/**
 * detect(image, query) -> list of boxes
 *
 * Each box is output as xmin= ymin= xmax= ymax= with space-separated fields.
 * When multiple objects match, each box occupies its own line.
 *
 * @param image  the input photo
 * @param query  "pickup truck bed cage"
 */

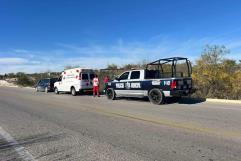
xmin=146 ymin=57 xmax=192 ymax=77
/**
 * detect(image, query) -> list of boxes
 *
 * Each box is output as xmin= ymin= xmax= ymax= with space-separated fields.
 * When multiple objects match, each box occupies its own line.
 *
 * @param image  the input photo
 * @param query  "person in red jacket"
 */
xmin=93 ymin=74 xmax=100 ymax=97
xmin=103 ymin=75 xmax=109 ymax=94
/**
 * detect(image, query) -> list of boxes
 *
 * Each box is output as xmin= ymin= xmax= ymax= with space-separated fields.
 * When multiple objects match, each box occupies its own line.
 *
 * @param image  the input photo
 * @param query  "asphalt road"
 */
xmin=0 ymin=87 xmax=241 ymax=161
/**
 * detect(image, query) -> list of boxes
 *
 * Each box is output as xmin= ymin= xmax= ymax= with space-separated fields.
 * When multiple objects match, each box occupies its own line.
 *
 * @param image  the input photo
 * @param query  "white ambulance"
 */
xmin=54 ymin=68 xmax=95 ymax=96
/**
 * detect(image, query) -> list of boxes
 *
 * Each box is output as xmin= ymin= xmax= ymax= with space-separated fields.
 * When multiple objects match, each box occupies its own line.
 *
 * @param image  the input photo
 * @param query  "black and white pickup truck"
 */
xmin=106 ymin=57 xmax=195 ymax=104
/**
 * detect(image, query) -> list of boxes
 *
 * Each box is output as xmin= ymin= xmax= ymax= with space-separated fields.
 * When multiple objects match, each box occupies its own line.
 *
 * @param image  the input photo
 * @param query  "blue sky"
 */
xmin=0 ymin=0 xmax=241 ymax=73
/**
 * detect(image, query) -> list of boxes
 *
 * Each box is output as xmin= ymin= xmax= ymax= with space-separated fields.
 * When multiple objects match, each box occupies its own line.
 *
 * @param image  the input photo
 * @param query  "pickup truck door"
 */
xmin=128 ymin=71 xmax=144 ymax=96
xmin=115 ymin=71 xmax=130 ymax=96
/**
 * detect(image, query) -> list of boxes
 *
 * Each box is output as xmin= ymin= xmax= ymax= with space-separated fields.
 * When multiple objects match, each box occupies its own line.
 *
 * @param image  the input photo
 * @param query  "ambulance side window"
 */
xmin=130 ymin=71 xmax=140 ymax=79
xmin=119 ymin=72 xmax=129 ymax=80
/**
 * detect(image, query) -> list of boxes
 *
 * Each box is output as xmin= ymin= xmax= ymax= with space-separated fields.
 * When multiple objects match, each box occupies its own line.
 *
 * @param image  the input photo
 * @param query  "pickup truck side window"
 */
xmin=130 ymin=71 xmax=140 ymax=79
xmin=119 ymin=72 xmax=129 ymax=80
xmin=145 ymin=70 xmax=159 ymax=79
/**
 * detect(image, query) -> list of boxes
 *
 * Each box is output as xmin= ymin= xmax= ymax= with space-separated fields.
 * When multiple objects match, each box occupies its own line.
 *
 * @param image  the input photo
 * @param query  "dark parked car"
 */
xmin=35 ymin=78 xmax=59 ymax=93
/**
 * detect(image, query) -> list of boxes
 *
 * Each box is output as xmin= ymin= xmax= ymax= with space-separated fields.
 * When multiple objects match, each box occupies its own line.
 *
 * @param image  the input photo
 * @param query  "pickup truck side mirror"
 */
xmin=115 ymin=77 xmax=120 ymax=81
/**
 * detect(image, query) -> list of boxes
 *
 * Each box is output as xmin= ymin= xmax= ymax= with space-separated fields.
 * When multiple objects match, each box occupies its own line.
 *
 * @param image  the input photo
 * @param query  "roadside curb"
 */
xmin=180 ymin=97 xmax=241 ymax=105
xmin=206 ymin=98 xmax=241 ymax=105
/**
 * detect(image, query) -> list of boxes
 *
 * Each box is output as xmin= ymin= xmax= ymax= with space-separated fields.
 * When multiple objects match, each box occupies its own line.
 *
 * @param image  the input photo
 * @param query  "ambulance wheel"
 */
xmin=54 ymin=87 xmax=59 ymax=94
xmin=71 ymin=87 xmax=77 ymax=96
xmin=148 ymin=88 xmax=164 ymax=105
xmin=45 ymin=87 xmax=48 ymax=93
xmin=106 ymin=88 xmax=116 ymax=100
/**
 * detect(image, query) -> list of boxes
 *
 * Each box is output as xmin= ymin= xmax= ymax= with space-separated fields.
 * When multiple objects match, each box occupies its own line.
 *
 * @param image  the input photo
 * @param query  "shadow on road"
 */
xmin=177 ymin=97 xmax=206 ymax=105
xmin=115 ymin=97 xmax=206 ymax=105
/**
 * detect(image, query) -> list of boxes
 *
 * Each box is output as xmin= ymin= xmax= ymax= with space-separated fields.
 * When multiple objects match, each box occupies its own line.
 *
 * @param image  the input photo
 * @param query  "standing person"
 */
xmin=93 ymin=74 xmax=100 ymax=97
xmin=103 ymin=75 xmax=109 ymax=94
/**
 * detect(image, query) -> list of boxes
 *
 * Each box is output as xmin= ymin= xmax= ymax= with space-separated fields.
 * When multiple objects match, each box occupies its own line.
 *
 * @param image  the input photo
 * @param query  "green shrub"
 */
xmin=16 ymin=73 xmax=34 ymax=87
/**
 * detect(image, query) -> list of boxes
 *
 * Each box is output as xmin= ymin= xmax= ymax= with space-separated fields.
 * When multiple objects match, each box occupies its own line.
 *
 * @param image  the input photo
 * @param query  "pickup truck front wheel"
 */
xmin=106 ymin=88 xmax=116 ymax=100
xmin=148 ymin=88 xmax=164 ymax=105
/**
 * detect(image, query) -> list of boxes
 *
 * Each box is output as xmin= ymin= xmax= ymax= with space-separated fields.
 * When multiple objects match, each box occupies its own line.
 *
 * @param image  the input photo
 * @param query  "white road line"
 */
xmin=0 ymin=126 xmax=36 ymax=161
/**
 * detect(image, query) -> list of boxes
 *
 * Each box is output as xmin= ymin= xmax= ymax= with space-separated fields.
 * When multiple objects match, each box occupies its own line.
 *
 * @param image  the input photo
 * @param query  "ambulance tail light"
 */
xmin=171 ymin=80 xmax=177 ymax=89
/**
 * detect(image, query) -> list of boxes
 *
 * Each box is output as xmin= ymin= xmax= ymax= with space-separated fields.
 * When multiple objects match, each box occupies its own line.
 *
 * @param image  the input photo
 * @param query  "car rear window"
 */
xmin=42 ymin=79 xmax=50 ymax=83
xmin=50 ymin=78 xmax=58 ymax=83
xmin=81 ymin=73 xmax=89 ymax=80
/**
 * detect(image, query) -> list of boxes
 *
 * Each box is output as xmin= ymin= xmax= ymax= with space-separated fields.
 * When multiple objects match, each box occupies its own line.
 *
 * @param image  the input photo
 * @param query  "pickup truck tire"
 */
xmin=148 ymin=88 xmax=164 ymax=105
xmin=71 ymin=87 xmax=77 ymax=96
xmin=54 ymin=87 xmax=59 ymax=94
xmin=106 ymin=88 xmax=116 ymax=100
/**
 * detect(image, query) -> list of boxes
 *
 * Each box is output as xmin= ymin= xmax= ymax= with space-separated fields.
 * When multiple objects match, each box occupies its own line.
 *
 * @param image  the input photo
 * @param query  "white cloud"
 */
xmin=12 ymin=49 xmax=30 ymax=53
xmin=0 ymin=37 xmax=241 ymax=74
xmin=225 ymin=41 xmax=241 ymax=50
xmin=0 ymin=57 xmax=28 ymax=65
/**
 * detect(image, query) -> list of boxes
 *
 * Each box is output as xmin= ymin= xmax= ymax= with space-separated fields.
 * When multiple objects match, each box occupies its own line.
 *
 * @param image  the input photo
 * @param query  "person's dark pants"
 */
xmin=104 ymin=83 xmax=108 ymax=94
